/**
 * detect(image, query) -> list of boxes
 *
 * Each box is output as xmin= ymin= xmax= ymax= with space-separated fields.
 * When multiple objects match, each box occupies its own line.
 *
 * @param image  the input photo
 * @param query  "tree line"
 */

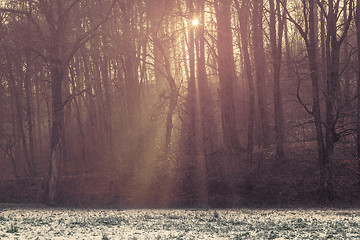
xmin=0 ymin=0 xmax=360 ymax=207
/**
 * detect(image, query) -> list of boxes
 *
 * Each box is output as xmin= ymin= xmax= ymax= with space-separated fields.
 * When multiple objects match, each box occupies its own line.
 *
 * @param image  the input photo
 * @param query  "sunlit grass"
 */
xmin=0 ymin=207 xmax=360 ymax=239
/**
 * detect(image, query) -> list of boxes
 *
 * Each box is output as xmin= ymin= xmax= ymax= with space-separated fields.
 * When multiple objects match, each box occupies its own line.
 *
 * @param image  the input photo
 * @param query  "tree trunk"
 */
xmin=188 ymin=0 xmax=197 ymax=160
xmin=101 ymin=36 xmax=112 ymax=152
xmin=146 ymin=0 xmax=166 ymax=94
xmin=325 ymin=1 xmax=352 ymax=154
xmin=196 ymin=0 xmax=214 ymax=156
xmin=320 ymin=0 xmax=327 ymax=91
xmin=343 ymin=5 xmax=351 ymax=112
xmin=187 ymin=0 xmax=208 ymax=205
xmin=252 ymin=0 xmax=270 ymax=147
xmin=24 ymin=7 xmax=37 ymax=175
xmin=35 ymin=78 xmax=44 ymax=167
xmin=325 ymin=0 xmax=339 ymax=158
xmin=307 ymin=0 xmax=329 ymax=201
xmin=49 ymin=62 xmax=65 ymax=204
xmin=24 ymin=54 xmax=36 ymax=176
xmin=321 ymin=0 xmax=352 ymax=198
xmin=235 ymin=0 xmax=254 ymax=162
xmin=46 ymin=0 xmax=67 ymax=204
xmin=92 ymin=43 xmax=105 ymax=128
xmin=103 ymin=57 xmax=112 ymax=149
xmin=284 ymin=0 xmax=330 ymax=201
xmin=153 ymin=37 xmax=178 ymax=155
xmin=122 ymin=3 xmax=139 ymax=131
xmin=356 ymin=0 xmax=360 ymax=185
xmin=216 ymin=0 xmax=243 ymax=154
xmin=269 ymin=0 xmax=285 ymax=159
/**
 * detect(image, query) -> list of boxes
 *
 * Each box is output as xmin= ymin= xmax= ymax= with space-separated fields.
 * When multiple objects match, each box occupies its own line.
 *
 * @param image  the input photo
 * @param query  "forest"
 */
xmin=0 ymin=0 xmax=360 ymax=208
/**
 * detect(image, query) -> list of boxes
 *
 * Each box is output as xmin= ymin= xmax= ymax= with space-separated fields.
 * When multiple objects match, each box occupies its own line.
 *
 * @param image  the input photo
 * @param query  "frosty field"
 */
xmin=0 ymin=206 xmax=360 ymax=239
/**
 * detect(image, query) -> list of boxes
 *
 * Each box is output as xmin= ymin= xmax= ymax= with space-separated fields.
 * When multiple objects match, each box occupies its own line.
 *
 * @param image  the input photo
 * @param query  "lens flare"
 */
xmin=192 ymin=19 xmax=199 ymax=26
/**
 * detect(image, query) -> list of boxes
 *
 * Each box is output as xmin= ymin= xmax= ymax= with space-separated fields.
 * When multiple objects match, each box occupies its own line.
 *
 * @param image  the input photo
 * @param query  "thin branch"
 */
xmin=296 ymin=71 xmax=314 ymax=115
xmin=338 ymin=0 xmax=353 ymax=46
xmin=62 ymin=89 xmax=93 ymax=108
xmin=339 ymin=45 xmax=357 ymax=76
xmin=316 ymin=0 xmax=328 ymax=18
xmin=289 ymin=61 xmax=314 ymax=115
xmin=0 ymin=7 xmax=29 ymax=15
xmin=279 ymin=0 xmax=308 ymax=45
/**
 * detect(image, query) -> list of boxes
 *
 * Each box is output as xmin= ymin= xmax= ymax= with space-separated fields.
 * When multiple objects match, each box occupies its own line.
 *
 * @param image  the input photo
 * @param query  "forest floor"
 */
xmin=0 ymin=204 xmax=359 ymax=239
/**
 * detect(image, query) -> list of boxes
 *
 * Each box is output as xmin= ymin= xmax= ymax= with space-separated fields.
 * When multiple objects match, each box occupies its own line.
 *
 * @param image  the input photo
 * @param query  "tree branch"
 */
xmin=280 ymin=0 xmax=308 ymax=46
xmin=338 ymin=0 xmax=353 ymax=46
xmin=62 ymin=89 xmax=93 ymax=108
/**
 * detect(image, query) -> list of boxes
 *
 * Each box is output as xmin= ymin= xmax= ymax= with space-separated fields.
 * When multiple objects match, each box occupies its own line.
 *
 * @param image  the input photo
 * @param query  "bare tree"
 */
xmin=283 ymin=0 xmax=328 ymax=200
xmin=318 ymin=0 xmax=353 ymax=156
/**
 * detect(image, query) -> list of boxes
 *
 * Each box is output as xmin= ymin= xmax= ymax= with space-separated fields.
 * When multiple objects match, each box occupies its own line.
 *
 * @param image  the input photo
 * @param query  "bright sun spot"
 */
xmin=192 ymin=19 xmax=199 ymax=26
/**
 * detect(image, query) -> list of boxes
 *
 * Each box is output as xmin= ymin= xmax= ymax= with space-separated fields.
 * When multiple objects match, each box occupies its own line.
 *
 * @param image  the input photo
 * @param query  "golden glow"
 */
xmin=192 ymin=19 xmax=199 ymax=26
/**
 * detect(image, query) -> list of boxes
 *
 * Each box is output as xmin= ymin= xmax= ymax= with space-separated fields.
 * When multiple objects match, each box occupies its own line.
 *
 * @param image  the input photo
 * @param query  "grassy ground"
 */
xmin=0 ymin=205 xmax=360 ymax=239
